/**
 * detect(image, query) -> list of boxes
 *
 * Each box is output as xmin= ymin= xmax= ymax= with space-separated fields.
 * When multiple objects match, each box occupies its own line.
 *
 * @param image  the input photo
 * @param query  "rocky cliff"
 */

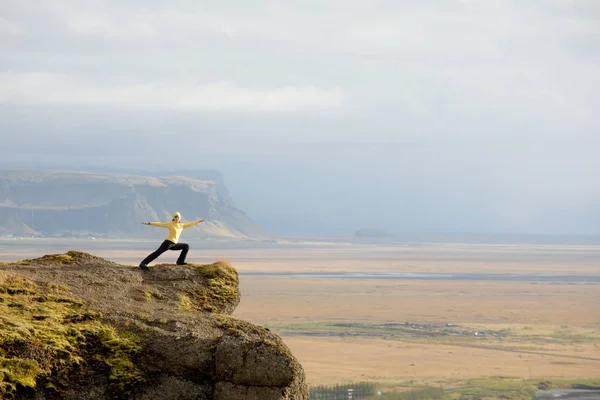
xmin=0 ymin=251 xmax=308 ymax=399
xmin=0 ymin=170 xmax=263 ymax=239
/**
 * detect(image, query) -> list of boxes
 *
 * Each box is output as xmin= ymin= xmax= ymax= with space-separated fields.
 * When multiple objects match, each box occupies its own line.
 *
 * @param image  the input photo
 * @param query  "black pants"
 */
xmin=141 ymin=240 xmax=189 ymax=265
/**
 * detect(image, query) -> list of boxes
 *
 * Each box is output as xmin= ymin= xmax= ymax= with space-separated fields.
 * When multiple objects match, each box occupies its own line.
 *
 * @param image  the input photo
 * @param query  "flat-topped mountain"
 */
xmin=0 ymin=170 xmax=263 ymax=239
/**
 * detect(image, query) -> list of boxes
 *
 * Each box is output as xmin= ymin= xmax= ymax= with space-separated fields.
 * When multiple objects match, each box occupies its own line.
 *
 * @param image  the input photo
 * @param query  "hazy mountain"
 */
xmin=0 ymin=170 xmax=263 ymax=239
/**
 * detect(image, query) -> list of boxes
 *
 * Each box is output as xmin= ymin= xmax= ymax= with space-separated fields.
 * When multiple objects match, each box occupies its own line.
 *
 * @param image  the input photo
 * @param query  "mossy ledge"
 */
xmin=17 ymin=250 xmax=119 ymax=267
xmin=188 ymin=261 xmax=239 ymax=313
xmin=0 ymin=272 xmax=143 ymax=399
xmin=144 ymin=260 xmax=240 ymax=315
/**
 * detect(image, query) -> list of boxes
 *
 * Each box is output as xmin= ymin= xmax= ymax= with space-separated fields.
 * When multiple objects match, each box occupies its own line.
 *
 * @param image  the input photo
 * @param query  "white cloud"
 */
xmin=0 ymin=17 xmax=25 ymax=35
xmin=66 ymin=14 xmax=156 ymax=39
xmin=1 ymin=1 xmax=598 ymax=126
xmin=5 ymin=1 xmax=598 ymax=63
xmin=0 ymin=72 xmax=345 ymax=112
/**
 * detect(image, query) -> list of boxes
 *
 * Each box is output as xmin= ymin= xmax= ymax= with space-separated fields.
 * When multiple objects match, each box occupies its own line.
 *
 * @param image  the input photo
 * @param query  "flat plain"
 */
xmin=2 ymin=237 xmax=599 ymax=387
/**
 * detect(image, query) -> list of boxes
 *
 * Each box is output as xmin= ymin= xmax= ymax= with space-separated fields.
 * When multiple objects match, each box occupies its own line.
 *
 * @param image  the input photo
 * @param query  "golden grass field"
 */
xmin=235 ymin=277 xmax=600 ymax=385
xmin=2 ymin=238 xmax=600 ymax=387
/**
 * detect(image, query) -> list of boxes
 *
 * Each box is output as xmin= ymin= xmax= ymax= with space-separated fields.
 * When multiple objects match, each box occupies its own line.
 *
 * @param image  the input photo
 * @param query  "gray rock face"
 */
xmin=214 ymin=382 xmax=309 ymax=400
xmin=214 ymin=323 xmax=310 ymax=400
xmin=216 ymin=328 xmax=298 ymax=386
xmin=135 ymin=376 xmax=212 ymax=400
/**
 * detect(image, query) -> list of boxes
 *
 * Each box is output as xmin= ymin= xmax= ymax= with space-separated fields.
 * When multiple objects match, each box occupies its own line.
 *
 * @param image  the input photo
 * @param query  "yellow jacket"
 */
xmin=148 ymin=220 xmax=201 ymax=244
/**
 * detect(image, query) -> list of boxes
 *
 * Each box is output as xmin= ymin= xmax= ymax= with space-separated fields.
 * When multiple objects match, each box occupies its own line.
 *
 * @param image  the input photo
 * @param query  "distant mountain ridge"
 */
xmin=0 ymin=170 xmax=263 ymax=239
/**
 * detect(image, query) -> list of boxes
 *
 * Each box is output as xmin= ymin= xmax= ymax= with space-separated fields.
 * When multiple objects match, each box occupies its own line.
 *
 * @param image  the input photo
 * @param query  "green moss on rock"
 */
xmin=17 ymin=253 xmax=76 ymax=266
xmin=0 ymin=273 xmax=144 ymax=399
xmin=184 ymin=261 xmax=239 ymax=313
xmin=16 ymin=251 xmax=114 ymax=267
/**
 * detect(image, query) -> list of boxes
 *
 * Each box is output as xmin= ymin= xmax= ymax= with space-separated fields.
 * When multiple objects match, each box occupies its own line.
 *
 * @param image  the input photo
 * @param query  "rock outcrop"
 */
xmin=0 ymin=251 xmax=308 ymax=400
xmin=0 ymin=170 xmax=263 ymax=239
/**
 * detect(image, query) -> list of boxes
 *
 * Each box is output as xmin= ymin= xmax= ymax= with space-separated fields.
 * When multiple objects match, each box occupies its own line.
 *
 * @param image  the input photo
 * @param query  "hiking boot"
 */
xmin=139 ymin=264 xmax=149 ymax=270
xmin=176 ymin=262 xmax=188 ymax=266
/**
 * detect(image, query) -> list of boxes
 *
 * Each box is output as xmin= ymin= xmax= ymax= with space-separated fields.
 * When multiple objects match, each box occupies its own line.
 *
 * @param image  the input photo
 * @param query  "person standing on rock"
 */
xmin=139 ymin=212 xmax=205 ymax=270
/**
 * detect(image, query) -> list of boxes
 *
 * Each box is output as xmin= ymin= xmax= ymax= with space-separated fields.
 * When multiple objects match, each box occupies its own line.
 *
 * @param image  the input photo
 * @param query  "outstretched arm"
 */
xmin=142 ymin=222 xmax=170 ymax=227
xmin=182 ymin=219 xmax=205 ymax=229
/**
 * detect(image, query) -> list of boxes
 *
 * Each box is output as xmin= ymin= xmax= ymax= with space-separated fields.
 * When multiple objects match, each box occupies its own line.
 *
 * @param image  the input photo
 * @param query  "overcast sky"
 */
xmin=1 ymin=0 xmax=599 ymax=236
